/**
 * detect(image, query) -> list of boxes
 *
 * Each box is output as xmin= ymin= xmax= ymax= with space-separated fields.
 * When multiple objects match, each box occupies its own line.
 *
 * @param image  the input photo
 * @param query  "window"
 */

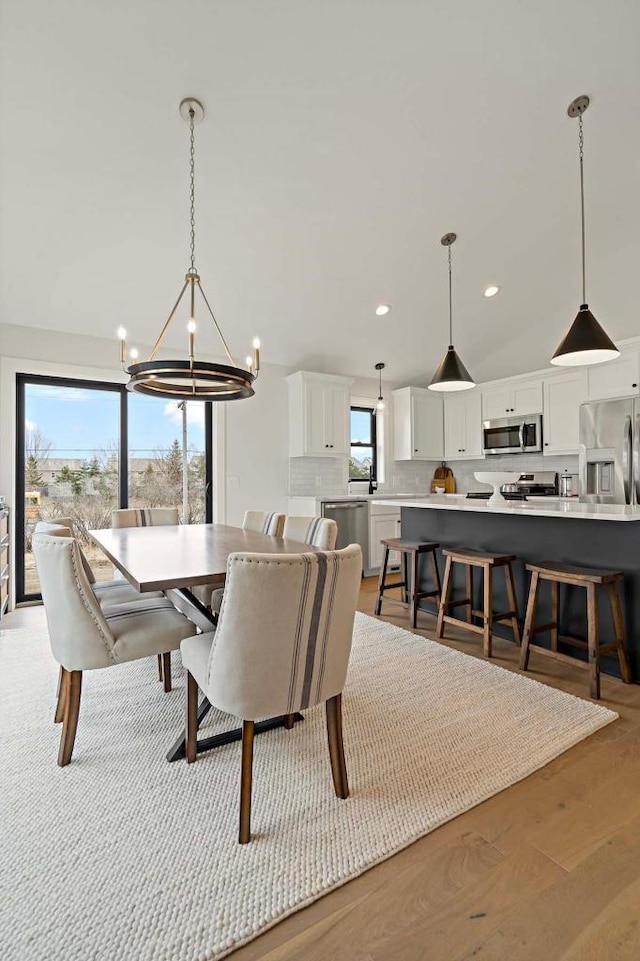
xmin=349 ymin=406 xmax=377 ymax=481
xmin=16 ymin=374 xmax=214 ymax=602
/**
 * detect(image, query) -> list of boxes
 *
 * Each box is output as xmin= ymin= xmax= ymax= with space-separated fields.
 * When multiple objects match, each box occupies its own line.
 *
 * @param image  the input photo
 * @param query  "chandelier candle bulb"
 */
xmin=246 ymin=356 xmax=253 ymax=373
xmin=117 ymin=327 xmax=127 ymax=368
xmin=187 ymin=318 xmax=196 ymax=360
xmin=129 ymin=347 xmax=139 ymax=361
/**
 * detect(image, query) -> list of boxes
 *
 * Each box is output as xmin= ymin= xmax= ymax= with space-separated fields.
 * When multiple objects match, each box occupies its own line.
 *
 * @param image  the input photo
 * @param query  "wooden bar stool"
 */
xmin=375 ymin=538 xmax=441 ymax=628
xmin=519 ymin=561 xmax=632 ymax=699
xmin=436 ymin=548 xmax=521 ymax=657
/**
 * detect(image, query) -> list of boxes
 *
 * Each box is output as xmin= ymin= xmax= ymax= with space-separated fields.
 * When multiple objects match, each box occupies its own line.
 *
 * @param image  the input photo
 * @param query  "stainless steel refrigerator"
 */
xmin=579 ymin=397 xmax=640 ymax=504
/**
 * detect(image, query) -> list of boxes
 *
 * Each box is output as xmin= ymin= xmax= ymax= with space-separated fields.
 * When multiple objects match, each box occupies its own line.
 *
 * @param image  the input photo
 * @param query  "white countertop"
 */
xmin=371 ymin=494 xmax=640 ymax=521
xmin=290 ymin=493 xmax=430 ymax=503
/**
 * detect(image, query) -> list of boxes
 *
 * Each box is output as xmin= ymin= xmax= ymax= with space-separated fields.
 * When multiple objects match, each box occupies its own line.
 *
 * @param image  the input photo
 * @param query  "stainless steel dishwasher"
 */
xmin=320 ymin=500 xmax=368 ymax=572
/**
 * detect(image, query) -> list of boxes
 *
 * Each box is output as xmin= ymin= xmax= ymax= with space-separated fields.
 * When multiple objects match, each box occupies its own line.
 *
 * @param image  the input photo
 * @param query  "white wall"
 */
xmin=223 ymin=360 xmax=290 ymax=525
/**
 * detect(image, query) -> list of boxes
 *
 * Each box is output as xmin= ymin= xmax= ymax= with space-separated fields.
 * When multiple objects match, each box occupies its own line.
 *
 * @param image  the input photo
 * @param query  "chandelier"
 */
xmin=117 ymin=98 xmax=259 ymax=400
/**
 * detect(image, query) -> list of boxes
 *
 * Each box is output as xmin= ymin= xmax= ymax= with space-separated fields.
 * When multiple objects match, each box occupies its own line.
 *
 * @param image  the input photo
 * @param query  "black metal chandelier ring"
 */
xmin=126 ymin=359 xmax=256 ymax=399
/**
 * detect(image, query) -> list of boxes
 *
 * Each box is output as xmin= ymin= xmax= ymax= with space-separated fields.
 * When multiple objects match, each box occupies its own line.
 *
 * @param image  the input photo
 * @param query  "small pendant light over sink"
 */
xmin=375 ymin=362 xmax=386 ymax=411
xmin=551 ymin=96 xmax=619 ymax=367
xmin=429 ymin=233 xmax=475 ymax=392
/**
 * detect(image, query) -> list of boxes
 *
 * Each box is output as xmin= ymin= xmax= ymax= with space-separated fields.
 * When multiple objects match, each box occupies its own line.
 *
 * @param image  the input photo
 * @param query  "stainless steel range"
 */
xmin=466 ymin=471 xmax=558 ymax=500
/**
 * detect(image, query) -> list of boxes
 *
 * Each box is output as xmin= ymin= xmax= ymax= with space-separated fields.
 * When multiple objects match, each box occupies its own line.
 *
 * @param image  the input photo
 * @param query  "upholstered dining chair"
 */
xmin=35 ymin=519 xmax=173 ymax=698
xmin=32 ymin=530 xmax=197 ymax=766
xmin=282 ymin=516 xmax=338 ymax=550
xmin=111 ymin=508 xmax=181 ymax=680
xmin=193 ymin=509 xmax=286 ymax=613
xmin=181 ymin=543 xmax=362 ymax=843
xmin=111 ymin=507 xmax=180 ymax=528
xmin=34 ymin=518 xmax=165 ymax=608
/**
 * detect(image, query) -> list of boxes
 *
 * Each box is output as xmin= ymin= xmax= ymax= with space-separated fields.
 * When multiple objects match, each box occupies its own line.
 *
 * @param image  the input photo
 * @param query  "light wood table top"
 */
xmin=89 ymin=523 xmax=319 ymax=593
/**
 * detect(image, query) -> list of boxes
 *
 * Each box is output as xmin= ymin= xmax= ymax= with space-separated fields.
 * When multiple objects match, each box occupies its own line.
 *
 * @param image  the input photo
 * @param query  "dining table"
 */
xmin=89 ymin=522 xmax=320 ymax=761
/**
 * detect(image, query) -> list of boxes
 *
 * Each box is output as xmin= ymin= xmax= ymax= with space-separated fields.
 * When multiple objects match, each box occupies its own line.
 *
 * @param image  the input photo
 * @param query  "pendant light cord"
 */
xmin=448 ymin=244 xmax=453 ymax=347
xmin=579 ymin=113 xmax=586 ymax=304
xmin=189 ymin=108 xmax=196 ymax=273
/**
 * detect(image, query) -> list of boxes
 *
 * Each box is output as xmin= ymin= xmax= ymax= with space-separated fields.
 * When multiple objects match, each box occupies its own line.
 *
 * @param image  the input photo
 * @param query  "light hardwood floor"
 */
xmin=233 ymin=576 xmax=640 ymax=961
xmin=10 ymin=580 xmax=640 ymax=960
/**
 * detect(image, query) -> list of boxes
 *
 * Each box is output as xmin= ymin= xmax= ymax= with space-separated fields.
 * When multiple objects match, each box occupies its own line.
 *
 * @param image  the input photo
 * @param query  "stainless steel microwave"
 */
xmin=483 ymin=414 xmax=543 ymax=455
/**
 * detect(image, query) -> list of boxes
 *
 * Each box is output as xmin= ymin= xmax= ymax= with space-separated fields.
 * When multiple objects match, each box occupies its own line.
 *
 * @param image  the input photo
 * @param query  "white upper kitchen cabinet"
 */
xmin=586 ymin=347 xmax=640 ymax=401
xmin=542 ymin=371 xmax=587 ymax=455
xmin=287 ymin=371 xmax=353 ymax=457
xmin=393 ymin=387 xmax=443 ymax=461
xmin=482 ymin=378 xmax=543 ymax=420
xmin=444 ymin=391 xmax=483 ymax=460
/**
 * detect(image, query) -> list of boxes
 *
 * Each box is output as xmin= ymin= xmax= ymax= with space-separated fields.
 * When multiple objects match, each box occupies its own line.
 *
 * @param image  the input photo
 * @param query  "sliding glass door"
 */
xmin=128 ymin=395 xmax=208 ymax=524
xmin=16 ymin=374 xmax=213 ymax=602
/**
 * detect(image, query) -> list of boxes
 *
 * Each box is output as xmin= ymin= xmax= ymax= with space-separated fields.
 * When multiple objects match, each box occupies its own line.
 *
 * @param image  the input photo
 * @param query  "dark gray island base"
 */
xmin=401 ymin=505 xmax=640 ymax=683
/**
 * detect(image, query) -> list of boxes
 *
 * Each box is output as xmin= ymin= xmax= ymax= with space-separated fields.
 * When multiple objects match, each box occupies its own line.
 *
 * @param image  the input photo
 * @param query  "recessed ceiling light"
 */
xmin=483 ymin=285 xmax=500 ymax=298
xmin=375 ymin=304 xmax=391 ymax=316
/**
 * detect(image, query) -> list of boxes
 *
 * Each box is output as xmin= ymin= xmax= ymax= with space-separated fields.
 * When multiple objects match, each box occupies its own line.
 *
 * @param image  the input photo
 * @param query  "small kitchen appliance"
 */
xmin=483 ymin=414 xmax=542 ymax=455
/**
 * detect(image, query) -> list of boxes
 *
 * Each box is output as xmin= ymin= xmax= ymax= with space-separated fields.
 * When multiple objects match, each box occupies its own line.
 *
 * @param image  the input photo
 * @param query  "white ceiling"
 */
xmin=2 ymin=0 xmax=640 ymax=387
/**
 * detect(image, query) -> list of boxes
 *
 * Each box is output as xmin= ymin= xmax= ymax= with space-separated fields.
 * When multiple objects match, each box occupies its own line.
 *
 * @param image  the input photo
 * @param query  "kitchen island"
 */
xmin=373 ymin=495 xmax=640 ymax=682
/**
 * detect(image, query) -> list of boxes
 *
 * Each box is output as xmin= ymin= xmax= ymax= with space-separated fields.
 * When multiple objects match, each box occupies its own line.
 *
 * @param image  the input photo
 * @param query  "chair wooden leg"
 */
xmin=185 ymin=671 xmax=199 ymax=763
xmin=609 ymin=583 xmax=632 ymax=684
xmin=430 ymin=550 xmax=442 ymax=606
xmin=504 ymin=562 xmax=521 ymax=645
xmin=402 ymin=550 xmax=409 ymax=604
xmin=436 ymin=556 xmax=452 ymax=639
xmin=162 ymin=652 xmax=172 ymax=693
xmin=326 ymin=694 xmax=349 ymax=799
xmin=57 ymin=670 xmax=82 ymax=767
xmin=465 ymin=564 xmax=474 ymax=624
xmin=239 ymin=720 xmax=255 ymax=844
xmin=54 ymin=665 xmax=66 ymax=723
xmin=519 ymin=572 xmax=539 ymax=671
xmin=550 ymin=580 xmax=560 ymax=651
xmin=157 ymin=654 xmax=164 ymax=682
xmin=411 ymin=549 xmax=420 ymax=628
xmin=284 ymin=713 xmax=295 ymax=729
xmin=374 ymin=547 xmax=390 ymax=615
xmin=483 ymin=564 xmax=493 ymax=658
xmin=586 ymin=583 xmax=601 ymax=700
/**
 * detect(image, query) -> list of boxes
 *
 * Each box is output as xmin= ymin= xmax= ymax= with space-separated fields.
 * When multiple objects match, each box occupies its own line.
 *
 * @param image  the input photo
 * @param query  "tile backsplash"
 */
xmin=289 ymin=452 xmax=578 ymax=496
xmin=289 ymin=457 xmax=349 ymax=496
xmin=289 ymin=456 xmax=434 ymax=496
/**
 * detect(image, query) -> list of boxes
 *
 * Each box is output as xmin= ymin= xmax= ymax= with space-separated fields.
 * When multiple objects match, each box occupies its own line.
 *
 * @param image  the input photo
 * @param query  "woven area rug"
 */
xmin=1 ymin=609 xmax=617 ymax=961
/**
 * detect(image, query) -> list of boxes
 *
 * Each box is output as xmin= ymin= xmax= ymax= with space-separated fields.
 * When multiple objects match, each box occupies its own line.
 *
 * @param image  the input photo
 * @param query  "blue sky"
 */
xmin=25 ymin=384 xmax=205 ymax=460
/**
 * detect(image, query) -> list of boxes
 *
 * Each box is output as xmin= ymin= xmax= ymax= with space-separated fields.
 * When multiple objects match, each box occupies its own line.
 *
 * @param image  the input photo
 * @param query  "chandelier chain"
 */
xmin=578 ymin=112 xmax=586 ymax=304
xmin=448 ymin=244 xmax=453 ymax=346
xmin=189 ymin=108 xmax=196 ymax=272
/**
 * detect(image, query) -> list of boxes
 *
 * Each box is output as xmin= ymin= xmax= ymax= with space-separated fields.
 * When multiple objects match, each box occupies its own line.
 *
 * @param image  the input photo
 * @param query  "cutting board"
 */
xmin=430 ymin=462 xmax=456 ymax=494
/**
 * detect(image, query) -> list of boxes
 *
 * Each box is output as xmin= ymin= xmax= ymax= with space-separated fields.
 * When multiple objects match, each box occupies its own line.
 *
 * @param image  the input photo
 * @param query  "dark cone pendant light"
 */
xmin=429 ymin=233 xmax=475 ymax=391
xmin=551 ymin=96 xmax=619 ymax=367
